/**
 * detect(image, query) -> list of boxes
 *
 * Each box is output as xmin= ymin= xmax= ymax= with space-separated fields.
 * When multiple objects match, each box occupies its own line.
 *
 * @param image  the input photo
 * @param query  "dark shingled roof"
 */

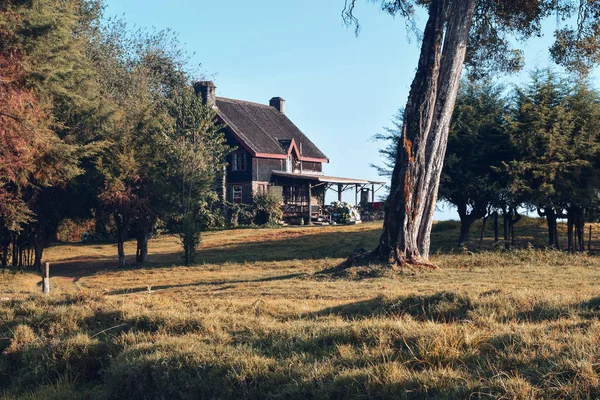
xmin=216 ymin=97 xmax=328 ymax=162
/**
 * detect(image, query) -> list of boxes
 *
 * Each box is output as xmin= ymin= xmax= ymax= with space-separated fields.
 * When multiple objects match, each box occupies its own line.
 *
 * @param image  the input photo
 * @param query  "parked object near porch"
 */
xmin=194 ymin=81 xmax=384 ymax=224
xmin=328 ymin=201 xmax=361 ymax=224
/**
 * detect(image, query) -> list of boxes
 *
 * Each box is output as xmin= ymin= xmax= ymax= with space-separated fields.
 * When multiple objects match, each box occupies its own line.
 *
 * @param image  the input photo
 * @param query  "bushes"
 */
xmin=56 ymin=219 xmax=96 ymax=243
xmin=226 ymin=192 xmax=283 ymax=228
xmin=252 ymin=193 xmax=283 ymax=225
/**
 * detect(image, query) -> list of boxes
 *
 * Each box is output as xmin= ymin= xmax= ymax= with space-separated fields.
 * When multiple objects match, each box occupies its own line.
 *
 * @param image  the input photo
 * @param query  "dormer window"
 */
xmin=232 ymin=151 xmax=247 ymax=171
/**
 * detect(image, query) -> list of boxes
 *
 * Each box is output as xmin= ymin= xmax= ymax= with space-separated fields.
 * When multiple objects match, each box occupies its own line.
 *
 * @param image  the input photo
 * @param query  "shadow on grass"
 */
xmin=105 ymin=273 xmax=305 ymax=296
xmin=47 ymin=225 xmax=381 ymax=279
xmin=312 ymin=293 xmax=600 ymax=323
xmin=314 ymin=292 xmax=473 ymax=322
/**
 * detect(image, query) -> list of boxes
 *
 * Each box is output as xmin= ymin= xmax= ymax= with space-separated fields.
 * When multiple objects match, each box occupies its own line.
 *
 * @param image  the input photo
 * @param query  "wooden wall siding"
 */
xmin=300 ymin=161 xmax=322 ymax=174
xmin=253 ymin=157 xmax=284 ymax=182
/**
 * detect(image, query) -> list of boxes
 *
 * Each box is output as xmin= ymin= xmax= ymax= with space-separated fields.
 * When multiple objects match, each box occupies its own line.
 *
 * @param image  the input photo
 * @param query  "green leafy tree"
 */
xmin=439 ymin=81 xmax=512 ymax=247
xmin=0 ymin=0 xmax=101 ymax=268
xmin=508 ymin=71 xmax=574 ymax=249
xmin=92 ymin=20 xmax=186 ymax=267
xmin=562 ymin=82 xmax=600 ymax=251
xmin=507 ymin=71 xmax=600 ymax=251
xmin=166 ymin=87 xmax=229 ymax=264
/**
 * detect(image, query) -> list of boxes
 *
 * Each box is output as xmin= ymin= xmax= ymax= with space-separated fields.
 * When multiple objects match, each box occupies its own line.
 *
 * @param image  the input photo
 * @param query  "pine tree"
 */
xmin=440 ymin=81 xmax=512 ymax=247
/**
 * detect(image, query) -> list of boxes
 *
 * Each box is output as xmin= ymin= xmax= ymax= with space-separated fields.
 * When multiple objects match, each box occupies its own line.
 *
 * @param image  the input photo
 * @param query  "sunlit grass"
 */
xmin=2 ymin=220 xmax=600 ymax=398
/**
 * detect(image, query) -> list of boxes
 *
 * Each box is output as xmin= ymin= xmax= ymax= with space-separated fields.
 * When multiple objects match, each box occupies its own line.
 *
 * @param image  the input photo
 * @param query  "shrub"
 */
xmin=252 ymin=192 xmax=283 ymax=225
xmin=225 ymin=202 xmax=254 ymax=228
xmin=56 ymin=219 xmax=95 ymax=243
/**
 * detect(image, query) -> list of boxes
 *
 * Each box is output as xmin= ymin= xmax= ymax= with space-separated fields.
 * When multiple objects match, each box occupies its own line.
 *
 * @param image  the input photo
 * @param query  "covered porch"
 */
xmin=270 ymin=171 xmax=385 ymax=224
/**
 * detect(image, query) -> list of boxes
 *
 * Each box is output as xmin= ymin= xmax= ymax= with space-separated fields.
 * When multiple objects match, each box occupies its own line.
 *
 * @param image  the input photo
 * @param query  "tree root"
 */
xmin=317 ymin=247 xmax=438 ymax=277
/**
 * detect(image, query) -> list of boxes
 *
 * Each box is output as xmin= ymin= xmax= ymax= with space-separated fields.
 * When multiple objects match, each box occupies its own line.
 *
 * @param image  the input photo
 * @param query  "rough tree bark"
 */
xmin=374 ymin=0 xmax=477 ymax=266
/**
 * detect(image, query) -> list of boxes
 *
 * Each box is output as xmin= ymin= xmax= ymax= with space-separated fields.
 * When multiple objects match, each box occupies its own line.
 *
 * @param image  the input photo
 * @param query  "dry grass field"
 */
xmin=3 ymin=219 xmax=600 ymax=399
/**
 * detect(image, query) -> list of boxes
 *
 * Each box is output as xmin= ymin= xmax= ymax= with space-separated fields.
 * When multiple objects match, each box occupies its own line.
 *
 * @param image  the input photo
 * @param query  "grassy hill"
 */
xmin=2 ymin=219 xmax=600 ymax=399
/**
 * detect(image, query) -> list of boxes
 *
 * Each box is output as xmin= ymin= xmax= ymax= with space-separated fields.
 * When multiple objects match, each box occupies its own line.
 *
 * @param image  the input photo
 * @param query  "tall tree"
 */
xmin=0 ymin=0 xmax=99 ymax=268
xmin=562 ymin=82 xmax=600 ymax=251
xmin=166 ymin=86 xmax=229 ymax=264
xmin=343 ymin=0 xmax=600 ymax=267
xmin=439 ymin=81 xmax=511 ymax=247
xmin=372 ymin=81 xmax=513 ymax=248
xmin=91 ymin=20 xmax=187 ymax=267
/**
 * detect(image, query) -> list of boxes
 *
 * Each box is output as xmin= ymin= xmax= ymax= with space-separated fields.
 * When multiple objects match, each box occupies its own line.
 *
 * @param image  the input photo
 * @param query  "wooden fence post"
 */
xmin=42 ymin=261 xmax=50 ymax=295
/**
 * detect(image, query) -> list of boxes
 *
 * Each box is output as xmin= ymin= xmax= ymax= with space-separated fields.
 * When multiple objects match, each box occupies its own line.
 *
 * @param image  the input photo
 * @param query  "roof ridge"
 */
xmin=216 ymin=97 xmax=273 ymax=109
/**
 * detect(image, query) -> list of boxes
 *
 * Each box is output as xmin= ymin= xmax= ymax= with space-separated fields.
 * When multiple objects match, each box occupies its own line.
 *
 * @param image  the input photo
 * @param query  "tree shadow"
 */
xmin=312 ymin=293 xmax=600 ymax=323
xmin=313 ymin=292 xmax=474 ymax=322
xmin=105 ymin=273 xmax=305 ymax=296
xmin=46 ymin=225 xmax=381 ymax=280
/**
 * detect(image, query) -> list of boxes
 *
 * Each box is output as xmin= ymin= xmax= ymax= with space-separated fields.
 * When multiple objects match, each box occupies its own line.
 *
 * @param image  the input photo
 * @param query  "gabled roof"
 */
xmin=215 ymin=97 xmax=329 ymax=163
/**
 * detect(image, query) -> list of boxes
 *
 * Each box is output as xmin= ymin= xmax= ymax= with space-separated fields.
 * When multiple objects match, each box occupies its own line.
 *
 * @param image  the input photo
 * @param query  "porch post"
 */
xmin=371 ymin=183 xmax=375 ymax=203
xmin=355 ymin=184 xmax=358 ymax=206
xmin=337 ymin=184 xmax=342 ymax=202
xmin=307 ymin=182 xmax=313 ymax=225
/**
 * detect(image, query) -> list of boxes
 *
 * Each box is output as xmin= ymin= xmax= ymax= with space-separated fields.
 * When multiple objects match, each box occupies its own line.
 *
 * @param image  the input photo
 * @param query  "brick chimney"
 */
xmin=194 ymin=81 xmax=216 ymax=108
xmin=270 ymin=97 xmax=285 ymax=114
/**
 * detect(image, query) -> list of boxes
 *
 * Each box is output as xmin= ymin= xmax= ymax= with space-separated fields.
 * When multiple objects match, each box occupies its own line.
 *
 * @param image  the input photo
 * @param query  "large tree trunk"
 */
xmin=493 ymin=211 xmax=499 ymax=245
xmin=33 ymin=237 xmax=44 ymax=271
xmin=568 ymin=207 xmax=585 ymax=252
xmin=136 ymin=227 xmax=149 ymax=264
xmin=114 ymin=212 xmax=127 ymax=268
xmin=374 ymin=0 xmax=477 ymax=266
xmin=567 ymin=213 xmax=574 ymax=253
xmin=538 ymin=207 xmax=558 ymax=248
xmin=11 ymin=234 xmax=18 ymax=267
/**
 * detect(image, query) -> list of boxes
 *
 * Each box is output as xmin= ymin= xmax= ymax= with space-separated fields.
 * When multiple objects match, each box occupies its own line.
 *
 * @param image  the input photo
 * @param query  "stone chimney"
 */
xmin=194 ymin=81 xmax=216 ymax=108
xmin=269 ymin=97 xmax=285 ymax=114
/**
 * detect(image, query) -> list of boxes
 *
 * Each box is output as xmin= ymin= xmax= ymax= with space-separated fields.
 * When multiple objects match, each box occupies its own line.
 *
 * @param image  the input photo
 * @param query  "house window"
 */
xmin=232 ymin=151 xmax=247 ymax=171
xmin=283 ymin=185 xmax=307 ymax=205
xmin=232 ymin=185 xmax=243 ymax=204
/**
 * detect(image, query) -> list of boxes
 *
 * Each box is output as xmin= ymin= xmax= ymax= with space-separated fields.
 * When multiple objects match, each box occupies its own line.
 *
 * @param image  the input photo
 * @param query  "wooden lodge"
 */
xmin=195 ymin=81 xmax=384 ymax=224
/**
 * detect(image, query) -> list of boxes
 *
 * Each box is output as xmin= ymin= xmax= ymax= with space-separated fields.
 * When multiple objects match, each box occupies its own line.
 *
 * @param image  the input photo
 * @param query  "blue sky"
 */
xmin=103 ymin=0 xmax=598 ymax=220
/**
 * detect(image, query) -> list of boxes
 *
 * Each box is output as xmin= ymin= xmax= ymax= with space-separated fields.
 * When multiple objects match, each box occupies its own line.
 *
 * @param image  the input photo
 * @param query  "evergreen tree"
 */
xmin=166 ymin=87 xmax=229 ymax=264
xmin=507 ymin=71 xmax=600 ymax=250
xmin=0 ymin=0 xmax=101 ymax=268
xmin=508 ymin=71 xmax=572 ymax=249
xmin=440 ymin=81 xmax=512 ymax=246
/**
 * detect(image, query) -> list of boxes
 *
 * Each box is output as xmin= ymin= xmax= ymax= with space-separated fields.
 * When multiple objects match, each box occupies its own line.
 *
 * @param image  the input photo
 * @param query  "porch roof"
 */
xmin=271 ymin=171 xmax=385 ymax=185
